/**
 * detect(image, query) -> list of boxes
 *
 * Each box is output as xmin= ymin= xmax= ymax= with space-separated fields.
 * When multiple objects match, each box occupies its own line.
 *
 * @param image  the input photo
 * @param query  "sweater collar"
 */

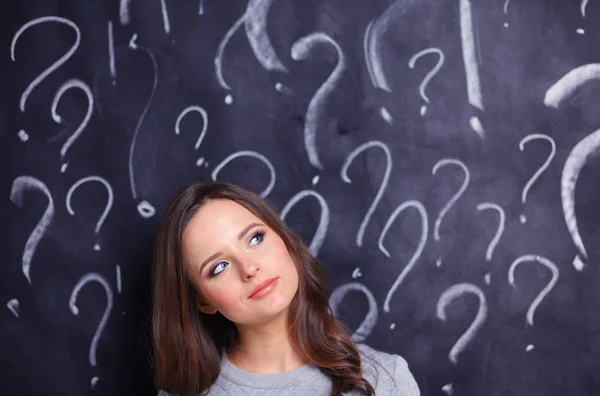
xmin=219 ymin=349 xmax=320 ymax=389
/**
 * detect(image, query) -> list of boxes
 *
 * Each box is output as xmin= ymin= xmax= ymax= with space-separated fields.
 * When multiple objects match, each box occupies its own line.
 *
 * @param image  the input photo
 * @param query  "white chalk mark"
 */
xmin=312 ymin=175 xmax=320 ymax=185
xmin=459 ymin=0 xmax=484 ymax=111
xmin=519 ymin=134 xmax=556 ymax=214
xmin=160 ymin=0 xmax=171 ymax=34
xmin=7 ymin=299 xmax=20 ymax=318
xmin=544 ymin=64 xmax=600 ymax=269
xmin=66 ymin=176 xmax=114 ymax=249
xmin=91 ymin=377 xmax=99 ymax=389
xmin=199 ymin=0 xmax=205 ymax=15
xmin=61 ymin=163 xmax=68 ymax=173
xmin=225 ymin=94 xmax=233 ymax=104
xmin=11 ymin=16 xmax=81 ymax=113
xmin=51 ymin=79 xmax=94 ymax=160
xmin=442 ymin=383 xmax=453 ymax=395
xmin=10 ymin=176 xmax=55 ymax=284
xmin=116 ymin=264 xmax=122 ymax=293
xmin=292 ymin=32 xmax=346 ymax=170
xmin=504 ymin=0 xmax=510 ymax=13
xmin=544 ymin=64 xmax=600 ymax=108
xmin=508 ymin=255 xmax=559 ymax=327
xmin=129 ymin=33 xmax=138 ymax=49
xmin=390 ymin=323 xmax=396 ymax=330
xmin=211 ymin=150 xmax=276 ymax=197
xmin=196 ymin=157 xmax=205 ymax=167
xmin=378 ymin=201 xmax=428 ymax=313
xmin=573 ymin=256 xmax=585 ymax=271
xmin=484 ymin=273 xmax=491 ymax=284
xmin=18 ymin=130 xmax=29 ymax=142
xmin=120 ymin=0 xmax=131 ymax=25
xmin=280 ymin=190 xmax=329 ymax=256
xmin=108 ymin=21 xmax=116 ymax=82
xmin=526 ymin=344 xmax=535 ymax=352
xmin=469 ymin=116 xmax=485 ymax=139
xmin=127 ymin=44 xmax=158 ymax=201
xmin=69 ymin=272 xmax=114 ymax=367
xmin=436 ymin=257 xmax=442 ymax=267
xmin=352 ymin=268 xmax=362 ymax=278
xmin=363 ymin=0 xmax=415 ymax=91
xmin=380 ymin=107 xmax=393 ymax=124
xmin=432 ymin=158 xmax=470 ymax=241
xmin=437 ymin=283 xmax=487 ymax=364
xmin=175 ymin=105 xmax=208 ymax=149
xmin=582 ymin=0 xmax=590 ymax=17
xmin=408 ymin=48 xmax=445 ymax=116
xmin=476 ymin=203 xmax=505 ymax=261
xmin=341 ymin=141 xmax=392 ymax=247
xmin=137 ymin=200 xmax=156 ymax=218
xmin=215 ymin=14 xmax=246 ymax=91
xmin=577 ymin=28 xmax=585 ymax=35
xmin=329 ymin=282 xmax=378 ymax=342
xmin=275 ymin=82 xmax=293 ymax=95
xmin=245 ymin=0 xmax=288 ymax=72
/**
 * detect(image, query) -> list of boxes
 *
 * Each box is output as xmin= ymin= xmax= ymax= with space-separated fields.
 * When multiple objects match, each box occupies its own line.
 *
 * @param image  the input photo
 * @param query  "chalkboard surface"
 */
xmin=4 ymin=0 xmax=600 ymax=395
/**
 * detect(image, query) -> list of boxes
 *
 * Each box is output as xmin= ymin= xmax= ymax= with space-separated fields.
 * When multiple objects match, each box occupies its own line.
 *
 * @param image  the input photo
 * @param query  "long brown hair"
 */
xmin=151 ymin=180 xmax=375 ymax=396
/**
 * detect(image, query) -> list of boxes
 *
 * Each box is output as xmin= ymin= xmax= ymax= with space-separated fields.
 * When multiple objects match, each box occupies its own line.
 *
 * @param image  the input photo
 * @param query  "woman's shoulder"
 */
xmin=354 ymin=343 xmax=421 ymax=396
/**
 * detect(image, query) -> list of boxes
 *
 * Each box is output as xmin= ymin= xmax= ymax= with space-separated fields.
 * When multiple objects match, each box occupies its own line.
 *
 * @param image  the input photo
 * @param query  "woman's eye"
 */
xmin=249 ymin=231 xmax=265 ymax=246
xmin=211 ymin=261 xmax=228 ymax=276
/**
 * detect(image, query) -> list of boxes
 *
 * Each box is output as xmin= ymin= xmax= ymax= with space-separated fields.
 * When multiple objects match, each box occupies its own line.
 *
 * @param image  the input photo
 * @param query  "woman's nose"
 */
xmin=237 ymin=256 xmax=260 ymax=279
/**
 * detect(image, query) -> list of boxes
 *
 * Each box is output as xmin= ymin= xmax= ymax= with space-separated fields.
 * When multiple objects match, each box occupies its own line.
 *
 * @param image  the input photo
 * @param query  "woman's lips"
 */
xmin=248 ymin=277 xmax=278 ymax=299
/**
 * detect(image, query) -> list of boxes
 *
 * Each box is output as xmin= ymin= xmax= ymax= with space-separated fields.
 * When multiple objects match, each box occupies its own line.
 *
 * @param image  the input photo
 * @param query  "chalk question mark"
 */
xmin=508 ymin=254 xmax=559 ymax=351
xmin=7 ymin=176 xmax=55 ymax=318
xmin=476 ymin=202 xmax=506 ymax=284
xmin=329 ymin=282 xmax=378 ymax=342
xmin=408 ymin=48 xmax=445 ymax=116
xmin=544 ymin=64 xmax=600 ymax=271
xmin=364 ymin=0 xmax=415 ymax=123
xmin=211 ymin=150 xmax=276 ymax=197
xmin=11 ymin=16 xmax=81 ymax=142
xmin=66 ymin=176 xmax=114 ymax=251
xmin=503 ymin=0 xmax=510 ymax=28
xmin=578 ymin=0 xmax=590 ymax=34
xmin=69 ymin=272 xmax=114 ymax=389
xmin=341 ymin=141 xmax=392 ymax=247
xmin=438 ymin=283 xmax=488 ymax=395
xmin=291 ymin=32 xmax=346 ymax=171
xmin=175 ymin=105 xmax=208 ymax=167
xmin=437 ymin=283 xmax=488 ymax=364
xmin=432 ymin=158 xmax=470 ymax=267
xmin=214 ymin=0 xmax=288 ymax=104
xmin=124 ymin=34 xmax=159 ymax=219
xmin=378 ymin=200 xmax=428 ymax=331
xmin=51 ymin=79 xmax=94 ymax=173
xmin=518 ymin=134 xmax=556 ymax=224
xmin=280 ymin=190 xmax=330 ymax=257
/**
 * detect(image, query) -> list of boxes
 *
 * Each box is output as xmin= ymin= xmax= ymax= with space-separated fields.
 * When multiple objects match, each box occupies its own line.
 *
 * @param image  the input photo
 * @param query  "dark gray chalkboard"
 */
xmin=4 ymin=0 xmax=600 ymax=395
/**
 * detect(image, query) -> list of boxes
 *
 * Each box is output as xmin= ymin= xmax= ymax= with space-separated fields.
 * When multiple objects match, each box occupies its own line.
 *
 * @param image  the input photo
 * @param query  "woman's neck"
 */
xmin=226 ymin=313 xmax=308 ymax=374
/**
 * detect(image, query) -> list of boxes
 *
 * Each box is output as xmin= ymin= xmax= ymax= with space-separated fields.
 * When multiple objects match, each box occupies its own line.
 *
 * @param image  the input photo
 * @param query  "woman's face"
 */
xmin=181 ymin=199 xmax=299 ymax=327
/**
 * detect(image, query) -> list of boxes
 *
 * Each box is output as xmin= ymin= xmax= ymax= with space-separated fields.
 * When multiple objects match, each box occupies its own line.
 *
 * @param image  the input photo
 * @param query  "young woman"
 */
xmin=151 ymin=181 xmax=420 ymax=395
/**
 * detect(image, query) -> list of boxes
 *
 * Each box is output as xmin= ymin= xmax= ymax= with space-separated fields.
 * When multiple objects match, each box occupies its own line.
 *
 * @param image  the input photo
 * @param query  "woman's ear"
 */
xmin=196 ymin=292 xmax=217 ymax=314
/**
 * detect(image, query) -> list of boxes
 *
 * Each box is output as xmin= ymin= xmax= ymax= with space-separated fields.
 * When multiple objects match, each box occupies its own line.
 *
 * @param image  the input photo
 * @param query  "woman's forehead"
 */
xmin=185 ymin=200 xmax=260 ymax=238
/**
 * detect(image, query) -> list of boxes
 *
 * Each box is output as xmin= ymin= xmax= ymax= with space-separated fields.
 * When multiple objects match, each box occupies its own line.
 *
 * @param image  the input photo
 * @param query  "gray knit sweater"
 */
xmin=160 ymin=343 xmax=420 ymax=395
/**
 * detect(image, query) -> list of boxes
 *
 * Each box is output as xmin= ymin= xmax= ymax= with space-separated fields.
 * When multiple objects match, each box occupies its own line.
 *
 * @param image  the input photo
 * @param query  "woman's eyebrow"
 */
xmin=198 ymin=222 xmax=264 ymax=274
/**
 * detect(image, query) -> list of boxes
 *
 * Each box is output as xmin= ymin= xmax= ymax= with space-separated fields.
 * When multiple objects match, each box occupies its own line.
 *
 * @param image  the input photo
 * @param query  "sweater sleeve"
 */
xmin=392 ymin=355 xmax=420 ymax=396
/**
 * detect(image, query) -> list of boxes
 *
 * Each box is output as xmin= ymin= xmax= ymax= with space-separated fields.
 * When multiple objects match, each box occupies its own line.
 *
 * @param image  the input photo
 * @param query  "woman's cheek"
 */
xmin=206 ymin=287 xmax=234 ymax=309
